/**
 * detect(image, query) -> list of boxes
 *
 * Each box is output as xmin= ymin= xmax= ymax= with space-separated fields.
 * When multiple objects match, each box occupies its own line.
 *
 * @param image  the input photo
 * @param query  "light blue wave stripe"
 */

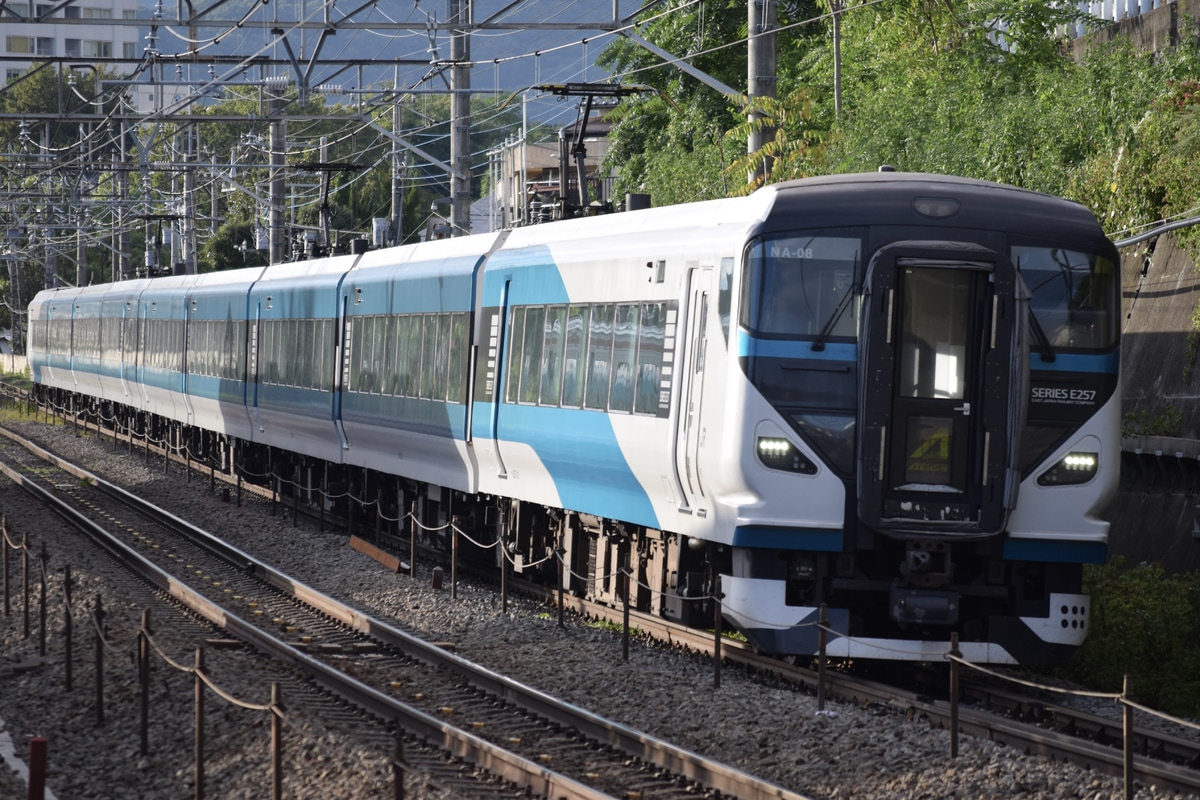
xmin=736 ymin=333 xmax=857 ymax=361
xmin=472 ymin=402 xmax=659 ymax=529
xmin=736 ymin=331 xmax=1118 ymax=375
xmin=1030 ymin=350 xmax=1119 ymax=374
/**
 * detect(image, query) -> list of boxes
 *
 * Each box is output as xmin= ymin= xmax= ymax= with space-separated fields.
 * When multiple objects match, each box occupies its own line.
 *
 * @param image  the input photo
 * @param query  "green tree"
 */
xmin=200 ymin=220 xmax=265 ymax=273
xmin=594 ymin=0 xmax=829 ymax=203
xmin=0 ymin=61 xmax=118 ymax=150
xmin=597 ymin=0 xmax=1200 ymax=220
xmin=725 ymin=88 xmax=828 ymax=192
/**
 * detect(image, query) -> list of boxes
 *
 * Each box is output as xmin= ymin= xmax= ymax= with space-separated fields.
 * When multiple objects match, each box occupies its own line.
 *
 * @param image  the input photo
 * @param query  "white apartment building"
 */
xmin=3 ymin=0 xmax=142 ymax=86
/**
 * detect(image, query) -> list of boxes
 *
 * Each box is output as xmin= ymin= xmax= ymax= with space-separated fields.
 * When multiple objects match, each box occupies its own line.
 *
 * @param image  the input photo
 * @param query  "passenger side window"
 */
xmin=419 ymin=313 xmax=438 ymax=399
xmin=405 ymin=315 xmax=422 ymax=397
xmin=609 ymin=304 xmax=637 ymax=412
xmin=634 ymin=303 xmax=666 ymax=415
xmin=561 ymin=306 xmax=589 ymax=408
xmin=447 ymin=313 xmax=468 ymax=403
xmin=584 ymin=305 xmax=614 ymax=410
xmin=432 ymin=314 xmax=451 ymax=400
xmin=505 ymin=307 xmax=524 ymax=404
xmin=517 ymin=307 xmax=544 ymax=404
xmin=540 ymin=306 xmax=565 ymax=406
xmin=498 ymin=301 xmax=676 ymax=416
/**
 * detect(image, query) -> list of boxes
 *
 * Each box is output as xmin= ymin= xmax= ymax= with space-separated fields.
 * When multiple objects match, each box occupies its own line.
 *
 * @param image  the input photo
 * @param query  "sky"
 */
xmin=143 ymin=0 xmax=651 ymax=128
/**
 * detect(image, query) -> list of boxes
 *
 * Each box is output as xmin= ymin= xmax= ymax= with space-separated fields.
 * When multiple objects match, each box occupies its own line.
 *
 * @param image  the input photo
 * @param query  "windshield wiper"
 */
xmin=1028 ymin=309 xmax=1056 ymax=362
xmin=811 ymin=283 xmax=859 ymax=352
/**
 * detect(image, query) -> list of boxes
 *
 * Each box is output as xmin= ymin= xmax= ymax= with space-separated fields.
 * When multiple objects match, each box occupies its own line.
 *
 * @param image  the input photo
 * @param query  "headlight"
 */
xmin=1037 ymin=451 xmax=1098 ymax=486
xmin=756 ymin=437 xmax=817 ymax=475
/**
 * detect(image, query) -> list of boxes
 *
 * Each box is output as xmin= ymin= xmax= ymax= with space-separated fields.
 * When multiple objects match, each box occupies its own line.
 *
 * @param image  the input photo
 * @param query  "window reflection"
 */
xmin=744 ymin=234 xmax=862 ymax=338
xmin=1011 ymin=245 xmax=1116 ymax=351
xmin=898 ymin=268 xmax=969 ymax=400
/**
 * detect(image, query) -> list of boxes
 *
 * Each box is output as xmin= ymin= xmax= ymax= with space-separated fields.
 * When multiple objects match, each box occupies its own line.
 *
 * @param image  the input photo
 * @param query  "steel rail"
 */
xmin=0 ymin=451 xmax=621 ymax=800
xmin=13 ymin=390 xmax=1200 ymax=796
xmin=0 ymin=425 xmax=811 ymax=800
xmin=539 ymin=583 xmax=1200 ymax=797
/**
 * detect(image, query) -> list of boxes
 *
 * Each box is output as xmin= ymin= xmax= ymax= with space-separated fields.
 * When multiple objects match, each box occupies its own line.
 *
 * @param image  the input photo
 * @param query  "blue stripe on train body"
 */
xmin=735 ymin=336 xmax=1118 ymax=374
xmin=1030 ymin=351 xmax=1119 ymax=374
xmin=474 ymin=244 xmax=660 ymax=528
xmin=736 ymin=333 xmax=857 ymax=363
xmin=341 ymin=253 xmax=483 ymax=440
xmin=248 ymin=260 xmax=350 ymax=421
xmin=491 ymin=403 xmax=660 ymax=528
xmin=185 ymin=268 xmax=262 ymax=409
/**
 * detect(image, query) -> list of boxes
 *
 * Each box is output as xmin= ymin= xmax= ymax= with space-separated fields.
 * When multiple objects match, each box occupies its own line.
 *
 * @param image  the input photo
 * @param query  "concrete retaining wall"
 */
xmin=1111 ymin=234 xmax=1200 ymax=571
xmin=1071 ymin=0 xmax=1200 ymax=57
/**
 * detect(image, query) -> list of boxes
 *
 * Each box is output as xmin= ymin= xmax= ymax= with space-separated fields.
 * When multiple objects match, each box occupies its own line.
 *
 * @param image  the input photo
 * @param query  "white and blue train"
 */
xmin=28 ymin=172 xmax=1121 ymax=665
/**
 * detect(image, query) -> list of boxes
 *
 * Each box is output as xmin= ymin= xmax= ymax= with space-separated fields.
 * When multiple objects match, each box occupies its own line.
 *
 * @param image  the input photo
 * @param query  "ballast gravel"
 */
xmin=0 ymin=419 xmax=1195 ymax=800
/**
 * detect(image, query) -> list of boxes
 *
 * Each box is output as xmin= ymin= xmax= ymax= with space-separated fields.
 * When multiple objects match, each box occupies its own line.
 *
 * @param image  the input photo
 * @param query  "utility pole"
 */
xmin=183 ymin=124 xmax=198 ymax=274
xmin=45 ymin=219 xmax=58 ymax=289
xmin=210 ymin=153 xmax=219 ymax=236
xmin=269 ymin=100 xmax=287 ymax=264
xmin=115 ymin=143 xmax=131 ymax=281
xmin=747 ymin=0 xmax=777 ymax=185
xmin=449 ymin=0 xmax=471 ymax=236
xmin=391 ymin=97 xmax=404 ymax=246
xmin=76 ymin=197 xmax=87 ymax=287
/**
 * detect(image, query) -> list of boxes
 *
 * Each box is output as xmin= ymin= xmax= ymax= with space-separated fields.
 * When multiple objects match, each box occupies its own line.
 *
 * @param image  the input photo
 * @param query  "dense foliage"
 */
xmin=1064 ymin=559 xmax=1200 ymax=716
xmin=597 ymin=0 xmax=1200 ymax=241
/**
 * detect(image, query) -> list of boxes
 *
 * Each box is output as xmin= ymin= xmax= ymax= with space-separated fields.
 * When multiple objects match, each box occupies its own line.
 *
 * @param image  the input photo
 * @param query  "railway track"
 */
xmin=6 ymin=395 xmax=1200 ymax=798
xmin=561 ymin=595 xmax=1200 ymax=791
xmin=0 ymin=424 xmax=808 ymax=800
xmin=520 ymin=570 xmax=1200 ymax=797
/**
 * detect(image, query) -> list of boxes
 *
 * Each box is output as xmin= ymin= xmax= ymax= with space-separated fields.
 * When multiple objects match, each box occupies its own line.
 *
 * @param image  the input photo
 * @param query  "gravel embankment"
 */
xmin=0 ymin=419 xmax=1193 ymax=800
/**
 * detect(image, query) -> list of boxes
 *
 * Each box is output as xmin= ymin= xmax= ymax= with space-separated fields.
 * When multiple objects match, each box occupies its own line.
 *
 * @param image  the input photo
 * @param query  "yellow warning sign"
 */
xmin=906 ymin=420 xmax=951 ymax=483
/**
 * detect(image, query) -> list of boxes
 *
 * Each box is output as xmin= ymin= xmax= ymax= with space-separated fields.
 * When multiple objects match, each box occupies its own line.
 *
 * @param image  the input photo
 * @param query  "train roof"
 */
xmin=757 ymin=172 xmax=1113 ymax=248
xmin=501 ymin=191 xmax=777 ymax=249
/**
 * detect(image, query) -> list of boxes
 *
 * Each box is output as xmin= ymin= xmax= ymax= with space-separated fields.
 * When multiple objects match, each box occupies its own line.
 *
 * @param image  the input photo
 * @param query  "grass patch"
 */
xmin=0 ymin=372 xmax=33 ymax=391
xmin=586 ymin=618 xmax=643 ymax=637
xmin=1122 ymin=406 xmax=1183 ymax=437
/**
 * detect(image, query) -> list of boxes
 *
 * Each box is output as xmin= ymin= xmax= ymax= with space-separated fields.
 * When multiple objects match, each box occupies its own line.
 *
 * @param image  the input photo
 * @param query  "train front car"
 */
xmin=719 ymin=173 xmax=1120 ymax=665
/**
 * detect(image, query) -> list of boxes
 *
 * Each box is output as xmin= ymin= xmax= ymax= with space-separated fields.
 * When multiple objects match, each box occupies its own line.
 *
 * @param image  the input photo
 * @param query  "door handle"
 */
xmin=953 ymin=402 xmax=971 ymax=416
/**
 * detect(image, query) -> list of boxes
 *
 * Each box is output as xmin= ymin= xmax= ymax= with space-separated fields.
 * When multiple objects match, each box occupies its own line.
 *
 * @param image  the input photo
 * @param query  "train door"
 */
xmin=332 ymin=294 xmax=350 ymax=451
xmin=248 ymin=305 xmax=265 ymax=432
xmin=136 ymin=306 xmax=150 ymax=407
xmin=119 ymin=301 xmax=133 ymax=399
xmin=182 ymin=297 xmax=195 ymax=426
xmin=489 ymin=277 xmax=513 ymax=478
xmin=672 ymin=267 xmax=711 ymax=514
xmin=858 ymin=243 xmax=1023 ymax=535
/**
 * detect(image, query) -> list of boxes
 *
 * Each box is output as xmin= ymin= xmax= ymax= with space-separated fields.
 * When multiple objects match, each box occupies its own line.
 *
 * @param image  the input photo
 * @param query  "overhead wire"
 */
xmin=157 ymin=0 xmax=273 ymax=52
xmin=7 ymin=0 xmax=830 ymax=260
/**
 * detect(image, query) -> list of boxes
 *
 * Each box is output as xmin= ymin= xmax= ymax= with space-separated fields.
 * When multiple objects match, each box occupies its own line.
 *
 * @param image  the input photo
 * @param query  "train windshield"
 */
xmin=742 ymin=230 xmax=864 ymax=476
xmin=743 ymin=232 xmax=863 ymax=339
xmin=1010 ymin=244 xmax=1118 ymax=352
